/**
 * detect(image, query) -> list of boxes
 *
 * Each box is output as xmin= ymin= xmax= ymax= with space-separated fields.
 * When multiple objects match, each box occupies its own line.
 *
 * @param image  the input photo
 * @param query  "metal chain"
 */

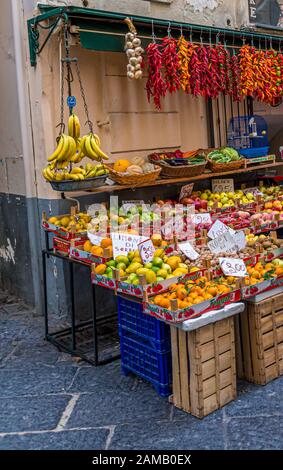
xmin=75 ymin=61 xmax=93 ymax=134
xmin=56 ymin=57 xmax=65 ymax=136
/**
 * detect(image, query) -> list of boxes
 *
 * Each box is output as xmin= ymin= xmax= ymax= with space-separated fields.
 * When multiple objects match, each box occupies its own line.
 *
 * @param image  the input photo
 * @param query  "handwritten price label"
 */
xmin=111 ymin=233 xmax=146 ymax=258
xmin=87 ymin=232 xmax=104 ymax=246
xmin=212 ymin=179 xmax=234 ymax=193
xmin=208 ymin=220 xmax=235 ymax=240
xmin=208 ymin=232 xmax=238 ymax=255
xmin=219 ymin=258 xmax=248 ymax=277
xmin=178 ymin=241 xmax=199 ymax=261
xmin=191 ymin=213 xmax=212 ymax=225
xmin=138 ymin=239 xmax=155 ymax=263
xmin=233 ymin=231 xmax=247 ymax=251
xmin=179 ymin=183 xmax=194 ymax=201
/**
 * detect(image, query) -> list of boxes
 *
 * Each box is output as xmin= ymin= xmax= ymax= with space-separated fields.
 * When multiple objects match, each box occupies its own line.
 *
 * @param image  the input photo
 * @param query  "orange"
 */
xmin=207 ymin=287 xmax=218 ymax=297
xmin=265 ymin=263 xmax=273 ymax=271
xmin=113 ymin=159 xmax=131 ymax=173
xmin=91 ymin=246 xmax=104 ymax=256
xmin=100 ymin=238 xmax=112 ymax=249
xmin=160 ymin=298 xmax=170 ymax=309
xmin=83 ymin=240 xmax=93 ymax=253
xmin=275 ymin=267 xmax=283 ymax=276
xmin=95 ymin=264 xmax=106 ymax=275
xmin=169 ymin=292 xmax=177 ymax=300
xmin=194 ymin=296 xmax=205 ymax=304
xmin=190 ymin=292 xmax=198 ymax=300
xmin=176 ymin=287 xmax=187 ymax=300
xmin=154 ymin=295 xmax=163 ymax=306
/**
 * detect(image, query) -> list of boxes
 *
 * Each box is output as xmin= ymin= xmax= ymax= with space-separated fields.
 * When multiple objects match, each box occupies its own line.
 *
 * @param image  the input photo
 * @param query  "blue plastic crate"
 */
xmin=117 ymin=296 xmax=171 ymax=351
xmin=120 ymin=330 xmax=172 ymax=397
xmin=239 ymin=146 xmax=270 ymax=159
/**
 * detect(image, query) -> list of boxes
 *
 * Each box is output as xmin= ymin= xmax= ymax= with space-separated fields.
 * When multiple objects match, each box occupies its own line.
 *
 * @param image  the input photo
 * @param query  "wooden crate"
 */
xmin=170 ymin=317 xmax=237 ymax=419
xmin=237 ymin=293 xmax=283 ymax=385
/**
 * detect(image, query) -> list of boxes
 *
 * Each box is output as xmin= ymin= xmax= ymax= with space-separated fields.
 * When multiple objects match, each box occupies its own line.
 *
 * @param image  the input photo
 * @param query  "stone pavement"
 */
xmin=0 ymin=293 xmax=282 ymax=451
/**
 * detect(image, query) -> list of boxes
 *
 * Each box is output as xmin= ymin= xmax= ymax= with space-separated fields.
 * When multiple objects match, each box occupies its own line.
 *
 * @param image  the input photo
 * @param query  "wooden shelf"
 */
xmin=88 ymin=162 xmax=283 ymax=194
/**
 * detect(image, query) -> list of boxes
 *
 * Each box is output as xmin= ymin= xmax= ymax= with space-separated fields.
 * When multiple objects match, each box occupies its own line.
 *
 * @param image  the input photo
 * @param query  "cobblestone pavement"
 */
xmin=0 ymin=293 xmax=282 ymax=451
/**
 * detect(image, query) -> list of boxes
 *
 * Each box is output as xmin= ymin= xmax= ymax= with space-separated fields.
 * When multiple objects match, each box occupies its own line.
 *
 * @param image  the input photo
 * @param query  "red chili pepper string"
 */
xmin=197 ymin=46 xmax=212 ymax=98
xmin=161 ymin=37 xmax=181 ymax=93
xmin=209 ymin=46 xmax=222 ymax=98
xmin=189 ymin=47 xmax=202 ymax=96
xmin=230 ymin=53 xmax=242 ymax=102
xmin=145 ymin=42 xmax=167 ymax=110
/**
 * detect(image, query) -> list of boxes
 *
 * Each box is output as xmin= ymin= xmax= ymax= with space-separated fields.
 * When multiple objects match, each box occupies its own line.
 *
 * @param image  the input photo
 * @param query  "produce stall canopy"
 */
xmin=28 ymin=3 xmax=283 ymax=66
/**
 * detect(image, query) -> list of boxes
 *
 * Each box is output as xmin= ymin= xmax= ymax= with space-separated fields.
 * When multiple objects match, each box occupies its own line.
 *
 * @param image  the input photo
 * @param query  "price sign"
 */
xmin=111 ymin=233 xmax=146 ymax=258
xmin=212 ymin=179 xmax=234 ymax=193
xmin=208 ymin=232 xmax=238 ymax=255
xmin=243 ymin=187 xmax=263 ymax=197
xmin=138 ymin=239 xmax=155 ymax=263
xmin=233 ymin=231 xmax=246 ymax=251
xmin=87 ymin=232 xmax=104 ymax=246
xmin=219 ymin=258 xmax=248 ymax=277
xmin=208 ymin=220 xmax=236 ymax=240
xmin=191 ymin=213 xmax=212 ymax=225
xmin=178 ymin=241 xmax=199 ymax=261
xmin=122 ymin=200 xmax=144 ymax=213
xmin=179 ymin=183 xmax=194 ymax=201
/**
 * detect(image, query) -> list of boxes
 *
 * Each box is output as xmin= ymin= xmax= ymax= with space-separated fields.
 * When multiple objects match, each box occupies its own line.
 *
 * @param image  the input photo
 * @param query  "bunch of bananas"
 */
xmin=43 ymin=113 xmax=110 ymax=183
xmin=43 ymin=163 xmax=109 ymax=182
xmin=81 ymin=133 xmax=109 ymax=162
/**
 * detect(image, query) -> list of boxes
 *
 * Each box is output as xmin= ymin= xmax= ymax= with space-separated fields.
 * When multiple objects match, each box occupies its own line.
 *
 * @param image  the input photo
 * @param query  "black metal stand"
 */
xmin=42 ymin=232 xmax=120 ymax=366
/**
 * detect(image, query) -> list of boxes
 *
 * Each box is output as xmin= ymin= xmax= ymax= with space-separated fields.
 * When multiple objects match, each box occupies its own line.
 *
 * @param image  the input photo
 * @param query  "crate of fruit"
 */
xmin=53 ymin=237 xmax=82 ymax=256
xmin=69 ymin=238 xmax=113 ymax=265
xmin=41 ymin=209 xmax=90 ymax=241
xmin=148 ymin=150 xmax=207 ymax=178
xmin=144 ymin=276 xmax=241 ymax=324
xmin=241 ymin=259 xmax=283 ymax=299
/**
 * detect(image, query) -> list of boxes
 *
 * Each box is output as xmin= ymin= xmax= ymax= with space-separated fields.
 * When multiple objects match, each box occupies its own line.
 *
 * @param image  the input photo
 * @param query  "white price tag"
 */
xmin=212 ymin=179 xmax=234 ymax=193
xmin=191 ymin=213 xmax=212 ymax=225
xmin=138 ymin=239 xmax=155 ymax=263
xmin=219 ymin=258 xmax=248 ymax=277
xmin=208 ymin=220 xmax=235 ymax=240
xmin=243 ymin=187 xmax=263 ymax=197
xmin=208 ymin=232 xmax=238 ymax=255
xmin=111 ymin=233 xmax=146 ymax=258
xmin=233 ymin=231 xmax=247 ymax=251
xmin=179 ymin=183 xmax=194 ymax=201
xmin=178 ymin=241 xmax=199 ymax=261
xmin=121 ymin=200 xmax=144 ymax=213
xmin=87 ymin=232 xmax=104 ymax=246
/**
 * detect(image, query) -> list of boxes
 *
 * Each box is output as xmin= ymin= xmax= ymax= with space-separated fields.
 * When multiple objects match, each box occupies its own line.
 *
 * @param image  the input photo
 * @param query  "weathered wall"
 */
xmin=38 ymin=0 xmax=249 ymax=28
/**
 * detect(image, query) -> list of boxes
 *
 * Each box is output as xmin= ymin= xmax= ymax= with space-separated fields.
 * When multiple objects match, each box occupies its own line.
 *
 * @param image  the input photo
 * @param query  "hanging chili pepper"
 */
xmin=161 ymin=37 xmax=181 ymax=93
xmin=145 ymin=42 xmax=167 ymax=110
xmin=189 ymin=47 xmax=201 ymax=96
xmin=230 ymin=53 xmax=241 ymax=102
xmin=209 ymin=46 xmax=222 ymax=99
xmin=197 ymin=45 xmax=212 ymax=98
xmin=177 ymin=36 xmax=194 ymax=93
xmin=215 ymin=44 xmax=230 ymax=95
xmin=239 ymin=45 xmax=257 ymax=98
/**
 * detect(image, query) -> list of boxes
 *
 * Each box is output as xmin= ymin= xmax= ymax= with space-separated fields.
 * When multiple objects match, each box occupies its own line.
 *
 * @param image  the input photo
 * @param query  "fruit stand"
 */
xmin=34 ymin=6 xmax=283 ymax=419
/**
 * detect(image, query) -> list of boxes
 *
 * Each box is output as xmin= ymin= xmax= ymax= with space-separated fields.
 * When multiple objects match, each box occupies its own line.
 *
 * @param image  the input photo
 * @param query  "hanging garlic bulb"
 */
xmin=124 ymin=19 xmax=144 ymax=80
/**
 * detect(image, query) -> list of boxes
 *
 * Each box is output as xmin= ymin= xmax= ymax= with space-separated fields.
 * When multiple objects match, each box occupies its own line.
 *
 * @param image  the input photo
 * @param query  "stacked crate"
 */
xmin=117 ymin=295 xmax=172 ymax=397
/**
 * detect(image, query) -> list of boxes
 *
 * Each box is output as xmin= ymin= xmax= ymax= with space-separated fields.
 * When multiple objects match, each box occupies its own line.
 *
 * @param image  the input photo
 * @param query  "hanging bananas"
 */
xmin=42 ymin=162 xmax=109 ymax=182
xmin=68 ymin=114 xmax=81 ymax=140
xmin=83 ymin=133 xmax=109 ymax=162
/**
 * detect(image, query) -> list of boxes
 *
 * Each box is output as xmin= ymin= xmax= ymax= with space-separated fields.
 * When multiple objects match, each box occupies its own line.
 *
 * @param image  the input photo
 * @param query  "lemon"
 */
xmin=145 ymin=271 xmax=157 ymax=284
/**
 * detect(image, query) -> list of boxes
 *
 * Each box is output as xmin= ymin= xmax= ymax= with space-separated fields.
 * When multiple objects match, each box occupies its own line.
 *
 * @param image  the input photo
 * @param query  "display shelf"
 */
xmin=87 ymin=162 xmax=283 ymax=195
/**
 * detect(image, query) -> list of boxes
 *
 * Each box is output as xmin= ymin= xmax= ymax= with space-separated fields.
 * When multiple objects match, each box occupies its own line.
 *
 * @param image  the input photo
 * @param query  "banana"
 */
xmin=55 ymin=172 xmax=65 ymax=181
xmin=68 ymin=174 xmax=80 ymax=181
xmin=42 ymin=168 xmax=52 ymax=181
xmin=93 ymin=134 xmax=101 ymax=148
xmin=47 ymin=135 xmax=64 ymax=162
xmin=90 ymin=134 xmax=109 ymax=161
xmin=85 ymin=134 xmax=100 ymax=161
xmin=74 ymin=115 xmax=81 ymax=140
xmin=86 ymin=168 xmax=97 ymax=178
xmin=85 ymin=163 xmax=94 ymax=173
xmin=76 ymin=173 xmax=85 ymax=181
xmin=71 ymin=167 xmax=85 ymax=175
xmin=56 ymin=134 xmax=70 ymax=162
xmin=45 ymin=167 xmax=55 ymax=181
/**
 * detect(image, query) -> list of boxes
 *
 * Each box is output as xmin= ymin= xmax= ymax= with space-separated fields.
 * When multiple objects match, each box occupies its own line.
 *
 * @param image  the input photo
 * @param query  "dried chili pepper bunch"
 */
xmin=197 ymin=45 xmax=212 ymax=98
xmin=230 ymin=52 xmax=242 ymax=102
xmin=161 ymin=37 xmax=181 ymax=93
xmin=145 ymin=42 xmax=167 ymax=109
xmin=177 ymin=36 xmax=194 ymax=94
xmin=189 ymin=46 xmax=202 ymax=97
xmin=215 ymin=44 xmax=231 ymax=95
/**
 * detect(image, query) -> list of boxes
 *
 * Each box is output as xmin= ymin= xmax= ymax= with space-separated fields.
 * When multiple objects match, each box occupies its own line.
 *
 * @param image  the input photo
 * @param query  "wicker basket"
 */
xmin=148 ymin=157 xmax=207 ymax=178
xmin=207 ymin=158 xmax=245 ymax=173
xmin=105 ymin=164 xmax=161 ymax=186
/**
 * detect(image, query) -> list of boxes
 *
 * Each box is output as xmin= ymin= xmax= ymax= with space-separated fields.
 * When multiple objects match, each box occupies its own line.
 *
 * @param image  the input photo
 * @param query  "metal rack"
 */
xmin=42 ymin=230 xmax=120 ymax=366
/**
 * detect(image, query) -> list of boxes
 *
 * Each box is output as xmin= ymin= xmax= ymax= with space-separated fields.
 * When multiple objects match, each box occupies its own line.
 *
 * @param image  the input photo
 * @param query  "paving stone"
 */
xmin=109 ymin=415 xmax=225 ymax=450
xmin=69 ymin=360 xmax=135 ymax=392
xmin=0 ymin=395 xmax=70 ymax=433
xmin=0 ymin=366 xmax=77 ymax=398
xmin=0 ymin=428 xmax=109 ymax=450
xmin=226 ymin=416 xmax=282 ymax=450
xmin=67 ymin=386 xmax=172 ymax=428
xmin=2 ymin=342 xmax=59 ymax=368
xmin=224 ymin=381 xmax=281 ymax=417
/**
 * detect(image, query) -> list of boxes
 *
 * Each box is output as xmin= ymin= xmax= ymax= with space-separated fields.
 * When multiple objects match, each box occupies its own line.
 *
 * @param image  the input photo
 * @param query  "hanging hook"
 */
xmin=209 ymin=29 xmax=212 ymax=47
xmin=167 ymin=21 xmax=171 ymax=38
xmin=216 ymin=31 xmax=221 ymax=45
xmin=279 ymin=39 xmax=282 ymax=52
xmin=151 ymin=19 xmax=156 ymax=43
xmin=270 ymin=36 xmax=273 ymax=50
xmin=189 ymin=25 xmax=193 ymax=43
xmin=180 ymin=23 xmax=183 ymax=37
xmin=251 ymin=34 xmax=254 ymax=47
xmin=258 ymin=36 xmax=261 ymax=50
xmin=200 ymin=27 xmax=203 ymax=46
xmin=265 ymin=35 xmax=268 ymax=51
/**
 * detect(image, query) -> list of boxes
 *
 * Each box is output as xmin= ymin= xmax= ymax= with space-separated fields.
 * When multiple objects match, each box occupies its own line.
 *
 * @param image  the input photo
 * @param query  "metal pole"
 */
xmin=92 ymin=283 xmax=98 ymax=365
xmin=70 ymin=261 xmax=76 ymax=351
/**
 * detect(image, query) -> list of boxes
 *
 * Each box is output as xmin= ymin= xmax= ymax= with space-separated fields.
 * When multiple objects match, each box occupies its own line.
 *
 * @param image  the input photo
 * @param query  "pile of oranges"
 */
xmin=245 ymin=261 xmax=283 ymax=286
xmin=153 ymin=276 xmax=235 ymax=310
xmin=83 ymin=238 xmax=113 ymax=257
